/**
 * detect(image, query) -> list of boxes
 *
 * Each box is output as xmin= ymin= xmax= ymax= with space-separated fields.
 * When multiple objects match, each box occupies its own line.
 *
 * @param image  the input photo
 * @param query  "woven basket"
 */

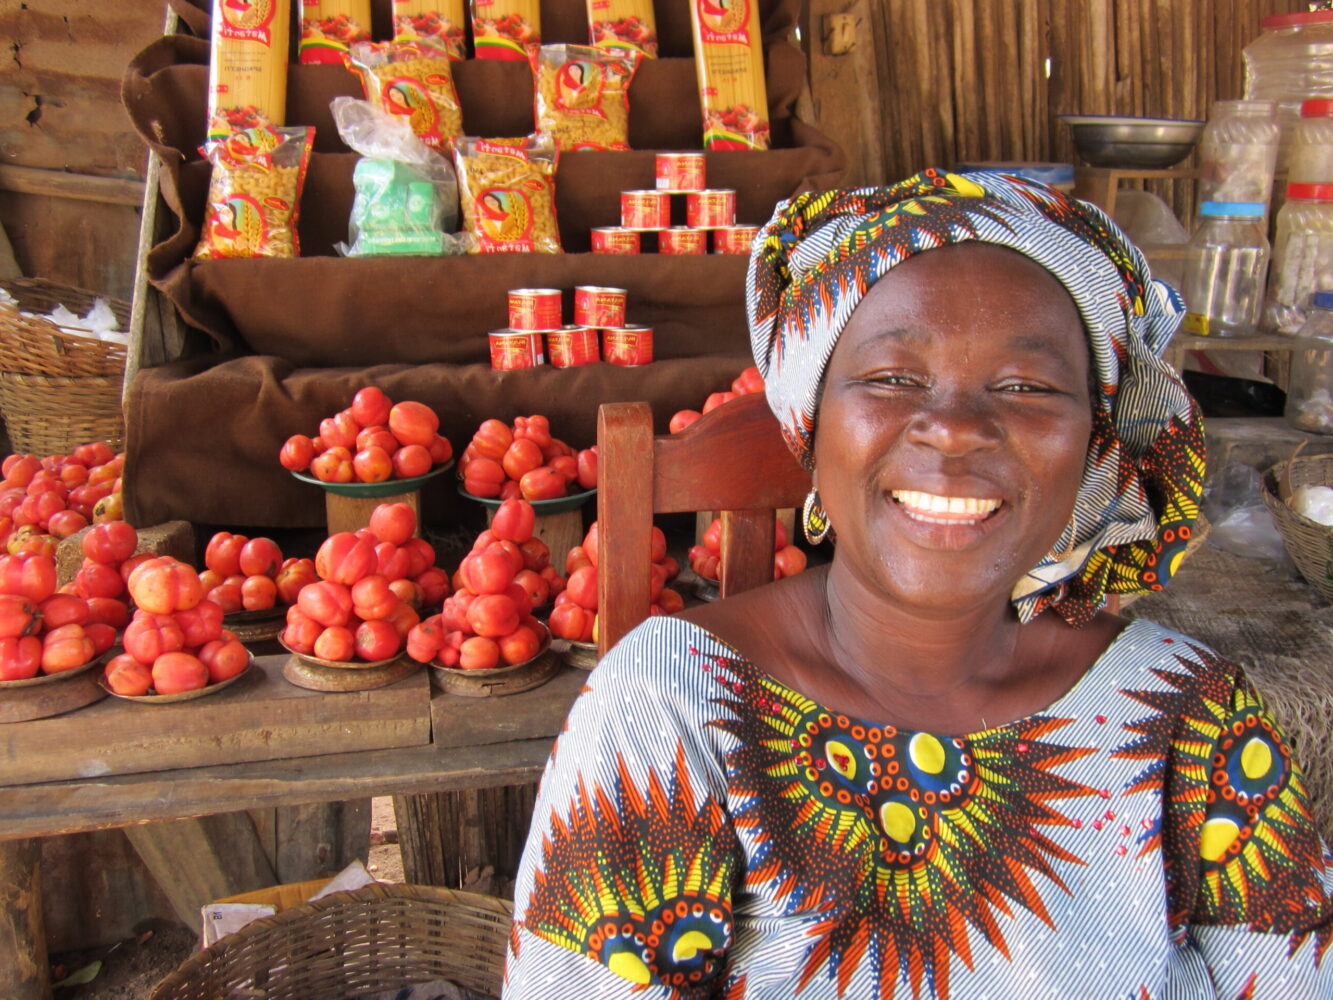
xmin=149 ymin=883 xmax=513 ymax=1000
xmin=0 ymin=277 xmax=128 ymax=454
xmin=1262 ymin=454 xmax=1333 ymax=602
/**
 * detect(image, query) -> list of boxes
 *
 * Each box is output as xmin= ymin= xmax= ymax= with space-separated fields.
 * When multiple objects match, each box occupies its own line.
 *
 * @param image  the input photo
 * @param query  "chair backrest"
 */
xmin=596 ymin=391 xmax=811 ymax=657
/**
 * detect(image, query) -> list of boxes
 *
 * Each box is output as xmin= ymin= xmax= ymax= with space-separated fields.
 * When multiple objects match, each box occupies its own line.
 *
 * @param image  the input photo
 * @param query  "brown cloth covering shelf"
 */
xmin=120 ymin=0 xmax=845 ymax=529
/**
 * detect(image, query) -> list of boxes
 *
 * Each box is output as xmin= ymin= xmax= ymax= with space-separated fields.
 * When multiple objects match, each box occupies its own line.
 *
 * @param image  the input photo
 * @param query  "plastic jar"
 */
xmin=1243 ymin=11 xmax=1333 ymax=174
xmin=1197 ymin=100 xmax=1279 ymax=208
xmin=1265 ymin=183 xmax=1333 ymax=335
xmin=1284 ymin=290 xmax=1333 ymax=434
xmin=1181 ymin=202 xmax=1270 ymax=338
xmin=1290 ymin=99 xmax=1333 ymax=186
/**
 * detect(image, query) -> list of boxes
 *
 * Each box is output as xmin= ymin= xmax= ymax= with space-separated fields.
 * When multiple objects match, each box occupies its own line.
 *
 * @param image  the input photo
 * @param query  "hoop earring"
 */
xmin=802 ymin=487 xmax=831 ymax=545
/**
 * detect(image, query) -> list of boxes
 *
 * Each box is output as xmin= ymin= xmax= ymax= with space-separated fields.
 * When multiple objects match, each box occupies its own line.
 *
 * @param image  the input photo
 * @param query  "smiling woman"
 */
xmin=502 ymin=171 xmax=1333 ymax=999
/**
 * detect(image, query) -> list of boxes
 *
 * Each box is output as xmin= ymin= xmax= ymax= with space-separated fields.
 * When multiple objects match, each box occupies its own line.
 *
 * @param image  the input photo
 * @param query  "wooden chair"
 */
xmin=596 ymin=391 xmax=812 ymax=657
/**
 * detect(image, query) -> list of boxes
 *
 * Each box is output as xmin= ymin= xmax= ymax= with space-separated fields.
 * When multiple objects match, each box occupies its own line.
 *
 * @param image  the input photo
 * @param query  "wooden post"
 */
xmin=0 ymin=838 xmax=50 ymax=1000
xmin=325 ymin=489 xmax=421 ymax=536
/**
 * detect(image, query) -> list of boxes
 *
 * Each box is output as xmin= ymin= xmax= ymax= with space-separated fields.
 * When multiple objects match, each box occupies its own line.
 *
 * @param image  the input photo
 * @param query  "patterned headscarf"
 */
xmin=746 ymin=169 xmax=1205 ymax=626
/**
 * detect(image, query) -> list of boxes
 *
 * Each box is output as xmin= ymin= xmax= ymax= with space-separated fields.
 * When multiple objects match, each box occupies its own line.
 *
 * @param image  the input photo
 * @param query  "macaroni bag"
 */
xmin=532 ymin=44 xmax=640 ymax=151
xmin=349 ymin=40 xmax=464 ymax=154
xmin=454 ymin=135 xmax=562 ymax=254
xmin=194 ymin=125 xmax=314 ymax=260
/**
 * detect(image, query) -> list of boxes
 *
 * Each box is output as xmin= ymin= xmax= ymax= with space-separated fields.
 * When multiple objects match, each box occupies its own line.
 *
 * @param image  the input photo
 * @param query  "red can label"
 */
xmin=574 ymin=286 xmax=627 ymax=328
xmin=547 ymin=325 xmax=600 ymax=367
xmin=602 ymin=325 xmax=653 ymax=366
xmin=712 ymin=225 xmax=759 ymax=254
xmin=660 ymin=227 xmax=707 ymax=255
xmin=686 ymin=189 xmax=736 ymax=228
xmin=591 ymin=227 xmax=641 ymax=254
xmin=655 ymin=152 xmax=706 ymax=191
xmin=507 ymin=288 xmax=563 ymax=330
xmin=489 ymin=330 xmax=545 ymax=369
xmin=621 ymin=190 xmax=671 ymax=229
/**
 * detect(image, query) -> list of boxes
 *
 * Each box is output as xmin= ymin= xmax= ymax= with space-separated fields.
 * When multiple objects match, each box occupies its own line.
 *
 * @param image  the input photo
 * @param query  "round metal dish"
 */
xmin=291 ymin=457 xmax=453 ymax=498
xmin=98 ymin=652 xmax=256 ymax=703
xmin=1058 ymin=115 xmax=1203 ymax=169
xmin=459 ymin=485 xmax=597 ymax=514
xmin=0 ymin=654 xmax=109 ymax=724
xmin=561 ymin=638 xmax=599 ymax=671
xmin=0 ymin=653 xmax=103 ymax=690
xmin=277 ymin=636 xmax=402 ymax=671
xmin=431 ymin=624 xmax=559 ymax=697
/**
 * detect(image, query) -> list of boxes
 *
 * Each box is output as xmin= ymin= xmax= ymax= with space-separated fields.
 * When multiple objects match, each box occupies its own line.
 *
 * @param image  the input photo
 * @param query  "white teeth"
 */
xmin=891 ymin=490 xmax=1001 ymax=520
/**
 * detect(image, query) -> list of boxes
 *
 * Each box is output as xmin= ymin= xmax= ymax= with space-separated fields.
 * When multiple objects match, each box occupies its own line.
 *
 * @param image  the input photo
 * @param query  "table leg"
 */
xmin=0 ymin=838 xmax=51 ymax=1000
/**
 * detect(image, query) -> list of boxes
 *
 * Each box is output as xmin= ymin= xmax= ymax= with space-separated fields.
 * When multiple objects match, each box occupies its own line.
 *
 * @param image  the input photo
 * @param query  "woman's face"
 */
xmin=813 ymin=242 xmax=1093 ymax=615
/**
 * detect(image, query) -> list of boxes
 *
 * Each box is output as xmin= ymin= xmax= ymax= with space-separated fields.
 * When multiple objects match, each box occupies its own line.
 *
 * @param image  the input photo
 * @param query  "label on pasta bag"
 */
xmin=208 ymin=0 xmax=290 ymax=141
xmin=455 ymin=136 xmax=562 ymax=253
xmin=299 ymin=0 xmax=373 ymax=65
xmin=218 ymin=0 xmax=278 ymax=45
xmin=690 ymin=0 xmax=770 ymax=150
xmin=393 ymin=0 xmax=468 ymax=60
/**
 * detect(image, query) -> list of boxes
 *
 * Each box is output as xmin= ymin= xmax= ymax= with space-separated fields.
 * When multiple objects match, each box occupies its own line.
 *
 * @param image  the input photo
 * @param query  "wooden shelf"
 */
xmin=1073 ymin=164 xmax=1199 ymax=217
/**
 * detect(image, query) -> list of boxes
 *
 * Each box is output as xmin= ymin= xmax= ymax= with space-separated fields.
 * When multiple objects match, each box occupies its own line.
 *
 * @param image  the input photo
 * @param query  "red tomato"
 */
xmin=315 ymin=532 xmax=376 ymax=586
xmin=435 ymin=629 xmax=465 ymax=668
xmin=124 ymin=612 xmax=186 ymax=664
xmin=384 ymin=601 xmax=420 ymax=640
xmin=128 ymin=557 xmax=203 ymax=614
xmin=657 ymin=587 xmax=685 ymax=614
xmin=462 ymin=456 xmax=506 ymax=498
xmin=516 ymin=537 xmax=548 ymax=573
xmin=519 ymin=466 xmax=566 ymax=502
xmin=353 ymin=446 xmax=394 ymax=483
xmin=491 ymin=539 xmax=525 ymax=578
xmin=391 ymin=445 xmax=432 ymax=479
xmin=504 ymin=580 xmax=533 ymax=617
xmin=649 ymin=562 xmax=668 ymax=602
xmin=282 ymin=616 xmax=322 ymax=655
xmin=354 ymin=618 xmax=401 ymax=661
xmin=151 ymin=652 xmax=209 ymax=694
xmin=774 ymin=545 xmax=808 ymax=579
xmin=4 ymin=456 xmax=39 ymax=486
xmin=774 ymin=517 xmax=790 ymax=552
xmin=731 ymin=365 xmax=765 ymax=395
xmin=41 ymin=623 xmax=95 ymax=672
xmin=576 ymin=448 xmax=598 ymax=490
xmin=374 ymin=542 xmax=412 ymax=582
xmin=274 ymin=557 xmax=317 ymax=605
xmin=458 ymin=635 xmax=500 ymax=670
xmin=401 ymin=537 xmax=435 ymax=578
xmin=298 ymin=580 xmax=354 ymax=628
xmin=415 ymin=567 xmax=450 ymax=606
xmin=702 ymin=391 xmax=736 ymax=414
xmin=200 ymin=638 xmax=250 ymax=683
xmin=466 ymin=593 xmax=519 ymax=638
xmin=498 ymin=624 xmax=541 ymax=666
xmin=548 ymin=602 xmax=594 ymax=643
xmin=649 ymin=526 xmax=667 ymax=563
xmin=0 ymin=593 xmax=38 ymax=638
xmin=0 ymin=553 xmax=56 ymax=602
xmin=238 ymin=537 xmax=283 ymax=578
xmin=38 ymin=593 xmax=89 ymax=630
xmin=241 ymin=575 xmax=278 ymax=611
xmin=310 ymin=447 xmax=355 ymax=484
xmin=206 ymin=580 xmax=244 ymax=614
xmin=351 ymin=386 xmax=393 ymax=428
xmin=499 ymin=480 xmax=521 ymax=500
xmin=205 ymin=532 xmax=248 ymax=577
xmin=369 ymin=502 xmax=416 ymax=546
xmin=549 ymin=455 xmax=578 ymax=484
xmin=103 ymin=652 xmax=151 ymax=694
xmin=119 ymin=552 xmax=155 ymax=586
xmin=356 ymin=425 xmax=399 ymax=455
xmin=513 ymin=568 xmax=550 ymax=610
xmin=279 ymin=434 xmax=315 ymax=472
xmin=659 ymin=555 xmax=680 ymax=581
xmin=389 ymin=577 xmax=424 ymax=608
xmin=0 ymin=634 xmax=40 ymax=680
xmin=406 ymin=616 xmax=446 ymax=664
xmin=84 ymin=622 xmax=116 ymax=656
xmin=426 ymin=434 xmax=453 ymax=465
xmin=565 ymin=545 xmax=592 ymax=575
xmin=441 ymin=592 xmax=474 ymax=633
xmin=565 ymin=566 xmax=598 ymax=611
xmin=514 ymin=415 xmax=553 ymax=451
xmin=703 ymin=518 xmax=722 ymax=555
xmin=540 ymin=565 xmax=566 ymax=599
xmin=461 ymin=547 xmax=514 ymax=596
xmin=85 ymin=596 xmax=130 ymax=629
xmin=501 ymin=438 xmax=544 ymax=482
xmin=471 ymin=419 xmax=514 ymax=461
xmin=314 ymin=625 xmax=356 ymax=662
xmin=583 ymin=523 xmax=600 ymax=567
xmin=351 ymin=575 xmax=399 ymax=622
xmin=46 ymin=509 xmax=88 ymax=539
xmin=388 ymin=401 xmax=439 ymax=447
xmin=173 ymin=600 xmax=224 ymax=647
xmin=319 ymin=411 xmax=360 ymax=450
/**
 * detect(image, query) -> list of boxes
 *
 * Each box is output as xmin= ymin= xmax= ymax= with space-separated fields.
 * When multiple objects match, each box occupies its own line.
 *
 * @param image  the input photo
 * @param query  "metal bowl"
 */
xmin=1059 ymin=115 xmax=1204 ymax=169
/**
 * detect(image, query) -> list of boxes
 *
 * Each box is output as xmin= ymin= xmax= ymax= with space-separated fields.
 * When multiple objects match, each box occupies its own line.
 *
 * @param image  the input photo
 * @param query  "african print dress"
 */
xmin=503 ymin=617 xmax=1332 ymax=999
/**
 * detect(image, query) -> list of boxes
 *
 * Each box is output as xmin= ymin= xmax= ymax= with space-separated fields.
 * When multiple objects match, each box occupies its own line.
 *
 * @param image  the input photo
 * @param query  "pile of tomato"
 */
xmin=0 ymin=443 xmax=125 ymax=560
xmin=458 ymin=415 xmax=596 ymax=501
xmin=668 ymin=366 xmax=765 ymax=435
xmin=688 ymin=515 xmax=807 ymax=584
xmin=198 ymin=532 xmax=314 ymax=614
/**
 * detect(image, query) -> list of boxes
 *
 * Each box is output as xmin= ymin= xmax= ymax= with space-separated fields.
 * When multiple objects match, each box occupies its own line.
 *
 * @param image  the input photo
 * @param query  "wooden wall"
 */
xmin=806 ymin=0 xmax=1302 ymax=214
xmin=0 ymin=0 xmax=160 ymax=300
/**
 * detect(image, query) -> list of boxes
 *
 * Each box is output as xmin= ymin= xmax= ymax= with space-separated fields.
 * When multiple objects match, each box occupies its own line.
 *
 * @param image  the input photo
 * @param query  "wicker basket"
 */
xmin=1262 ymin=454 xmax=1333 ymax=602
xmin=149 ymin=883 xmax=513 ymax=1000
xmin=0 ymin=277 xmax=128 ymax=454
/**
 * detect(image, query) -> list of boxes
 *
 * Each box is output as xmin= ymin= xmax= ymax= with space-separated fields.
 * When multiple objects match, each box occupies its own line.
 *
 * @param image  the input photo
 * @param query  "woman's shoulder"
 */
xmin=1097 ymin=616 xmax=1247 ymax=693
xmin=592 ymin=614 xmax=752 ymax=697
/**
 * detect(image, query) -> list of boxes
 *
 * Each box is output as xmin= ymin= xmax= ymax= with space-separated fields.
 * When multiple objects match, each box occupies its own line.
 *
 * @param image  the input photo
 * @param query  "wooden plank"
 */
xmin=0 ymin=839 xmax=48 ymax=1000
xmin=125 ymin=812 xmax=276 ymax=933
xmin=272 ymin=799 xmax=371 ymax=882
xmin=0 ymin=655 xmax=430 ymax=787
xmin=0 ymin=735 xmax=559 ymax=842
xmin=429 ymin=664 xmax=584 ymax=749
xmin=0 ymin=166 xmax=144 ymax=207
xmin=719 ymin=509 xmax=775 ymax=598
xmin=596 ymin=401 xmax=655 ymax=657
xmin=396 ymin=782 xmax=538 ymax=889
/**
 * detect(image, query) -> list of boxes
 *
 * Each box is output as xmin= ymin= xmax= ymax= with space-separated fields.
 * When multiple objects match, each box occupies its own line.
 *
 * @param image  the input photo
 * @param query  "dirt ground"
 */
xmin=55 ymin=797 xmax=405 ymax=999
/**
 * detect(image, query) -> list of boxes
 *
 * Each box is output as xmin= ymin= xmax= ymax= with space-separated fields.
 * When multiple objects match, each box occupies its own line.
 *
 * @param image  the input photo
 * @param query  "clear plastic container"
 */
xmin=1243 ymin=12 xmax=1333 ymax=173
xmin=1197 ymin=100 xmax=1279 ymax=208
xmin=1284 ymin=290 xmax=1333 ymax=434
xmin=1265 ymin=183 xmax=1333 ymax=335
xmin=1181 ymin=202 xmax=1270 ymax=338
xmin=1290 ymin=98 xmax=1333 ymax=186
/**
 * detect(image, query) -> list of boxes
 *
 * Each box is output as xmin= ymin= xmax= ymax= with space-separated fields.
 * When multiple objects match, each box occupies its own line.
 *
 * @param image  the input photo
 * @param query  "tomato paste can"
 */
xmin=590 ymin=227 xmax=641 ymax=254
xmin=574 ymin=285 xmax=628 ymax=328
xmin=712 ymin=225 xmax=760 ymax=255
xmin=659 ymin=227 xmax=707 ymax=255
xmin=602 ymin=325 xmax=653 ymax=366
xmin=488 ymin=329 xmax=545 ymax=369
xmin=507 ymin=288 xmax=563 ymax=331
xmin=621 ymin=190 xmax=671 ymax=229
xmin=655 ymin=152 xmax=706 ymax=191
xmin=547 ymin=325 xmax=600 ymax=368
xmin=686 ymin=189 xmax=736 ymax=228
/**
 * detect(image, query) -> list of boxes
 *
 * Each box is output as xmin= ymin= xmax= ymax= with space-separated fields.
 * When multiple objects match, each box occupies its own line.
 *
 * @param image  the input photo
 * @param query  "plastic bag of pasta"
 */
xmin=453 ymin=134 xmax=562 ymax=253
xmin=331 ymin=97 xmax=468 ymax=256
xmin=193 ymin=124 xmax=314 ymax=260
xmin=531 ymin=43 xmax=640 ymax=151
xmin=348 ymin=39 xmax=464 ymax=153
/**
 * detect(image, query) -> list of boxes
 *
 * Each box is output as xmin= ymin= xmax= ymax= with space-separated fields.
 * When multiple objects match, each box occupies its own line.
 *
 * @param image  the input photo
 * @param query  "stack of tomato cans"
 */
xmin=489 ymin=288 xmax=560 ymax=370
xmin=573 ymin=285 xmax=652 ymax=366
xmin=491 ymin=286 xmax=652 ymax=368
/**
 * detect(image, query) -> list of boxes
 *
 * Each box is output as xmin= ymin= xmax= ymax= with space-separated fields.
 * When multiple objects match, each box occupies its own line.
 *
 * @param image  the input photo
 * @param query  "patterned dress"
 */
xmin=503 ymin=617 xmax=1333 ymax=999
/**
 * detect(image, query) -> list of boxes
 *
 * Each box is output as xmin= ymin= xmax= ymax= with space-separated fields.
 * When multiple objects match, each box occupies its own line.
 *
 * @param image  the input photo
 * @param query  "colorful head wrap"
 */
xmin=746 ymin=169 xmax=1206 ymax=626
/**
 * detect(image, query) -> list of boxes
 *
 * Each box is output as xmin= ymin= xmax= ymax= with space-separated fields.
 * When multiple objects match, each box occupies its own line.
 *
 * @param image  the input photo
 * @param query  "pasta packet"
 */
xmin=194 ymin=124 xmax=314 ymax=260
xmin=205 ymin=0 xmax=290 ymax=143
xmin=453 ymin=135 xmax=562 ymax=253
xmin=689 ymin=0 xmax=771 ymax=150
xmin=392 ymin=0 xmax=468 ymax=60
xmin=348 ymin=40 xmax=464 ymax=154
xmin=587 ymin=0 xmax=658 ymax=58
xmin=298 ymin=0 xmax=372 ymax=65
xmin=532 ymin=44 xmax=640 ymax=151
xmin=330 ymin=96 xmax=468 ymax=256
xmin=470 ymin=0 xmax=541 ymax=60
